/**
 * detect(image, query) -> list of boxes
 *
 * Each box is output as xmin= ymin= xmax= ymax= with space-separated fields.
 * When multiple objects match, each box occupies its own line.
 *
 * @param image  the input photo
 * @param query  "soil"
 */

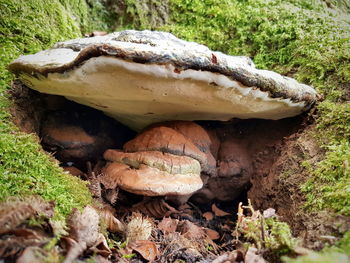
xmin=248 ymin=130 xmax=350 ymax=250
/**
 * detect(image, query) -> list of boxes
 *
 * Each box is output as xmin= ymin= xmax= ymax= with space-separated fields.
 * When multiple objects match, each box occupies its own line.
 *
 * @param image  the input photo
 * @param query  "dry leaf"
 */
xmin=131 ymin=198 xmax=179 ymax=218
xmin=63 ymin=166 xmax=85 ymax=177
xmin=97 ymin=206 xmax=125 ymax=233
xmin=63 ymin=206 xmax=100 ymax=263
xmin=16 ymin=246 xmax=47 ymax=263
xmin=204 ymin=228 xmax=220 ymax=240
xmin=61 ymin=237 xmax=86 ymax=263
xmin=130 ymin=240 xmax=158 ymax=262
xmin=158 ymin=217 xmax=178 ymax=233
xmin=245 ymin=247 xmax=266 ymax=263
xmin=178 ymin=204 xmax=191 ymax=210
xmin=0 ymin=196 xmax=54 ymax=235
xmin=94 ymin=255 xmax=112 ymax=263
xmin=222 ymin=224 xmax=232 ymax=231
xmin=211 ymin=204 xmax=230 ymax=217
xmin=89 ymin=233 xmax=111 ymax=257
xmin=0 ymin=235 xmax=47 ymax=259
xmin=177 ymin=220 xmax=205 ymax=239
xmin=212 ymin=251 xmax=237 ymax=263
xmin=203 ymin=212 xmax=214 ymax=221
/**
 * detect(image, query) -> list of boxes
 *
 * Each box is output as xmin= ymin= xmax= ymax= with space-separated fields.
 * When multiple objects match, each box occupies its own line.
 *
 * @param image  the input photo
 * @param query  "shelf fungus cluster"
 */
xmin=9 ymin=30 xmax=318 ymax=206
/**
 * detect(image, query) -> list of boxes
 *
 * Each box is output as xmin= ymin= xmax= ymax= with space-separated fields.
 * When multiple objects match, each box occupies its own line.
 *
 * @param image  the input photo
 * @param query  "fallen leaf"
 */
xmin=131 ymin=199 xmax=178 ymax=218
xmin=97 ymin=206 xmax=125 ymax=233
xmin=178 ymin=220 xmax=205 ymax=239
xmin=204 ymin=228 xmax=220 ymax=240
xmin=130 ymin=240 xmax=158 ymax=262
xmin=203 ymin=212 xmax=214 ymax=221
xmin=245 ymin=247 xmax=266 ymax=263
xmin=0 ymin=235 xmax=47 ymax=259
xmin=158 ymin=217 xmax=178 ymax=233
xmin=294 ymin=246 xmax=313 ymax=256
xmin=178 ymin=204 xmax=191 ymax=210
xmin=212 ymin=251 xmax=242 ymax=263
xmin=0 ymin=196 xmax=54 ymax=235
xmin=16 ymin=246 xmax=47 ymax=263
xmin=63 ymin=206 xmax=100 ymax=263
xmin=212 ymin=204 xmax=230 ymax=217
xmin=63 ymin=166 xmax=85 ymax=177
xmin=222 ymin=224 xmax=232 ymax=231
xmin=89 ymin=233 xmax=112 ymax=257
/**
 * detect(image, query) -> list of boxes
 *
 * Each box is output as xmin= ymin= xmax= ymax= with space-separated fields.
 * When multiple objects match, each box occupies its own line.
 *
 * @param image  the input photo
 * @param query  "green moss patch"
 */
xmin=161 ymin=0 xmax=349 ymax=101
xmin=0 ymin=0 xmax=113 ymax=220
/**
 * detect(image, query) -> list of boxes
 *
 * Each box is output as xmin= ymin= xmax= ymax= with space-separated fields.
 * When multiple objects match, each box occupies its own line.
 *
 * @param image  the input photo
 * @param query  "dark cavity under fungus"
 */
xmin=10 ymin=82 xmax=308 ymax=218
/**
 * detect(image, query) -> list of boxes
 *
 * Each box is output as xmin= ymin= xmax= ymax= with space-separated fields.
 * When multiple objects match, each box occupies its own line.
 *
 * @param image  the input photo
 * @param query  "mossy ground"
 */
xmin=0 ymin=0 xmax=349 ymax=261
xmin=0 ymin=0 xmax=115 ymax=220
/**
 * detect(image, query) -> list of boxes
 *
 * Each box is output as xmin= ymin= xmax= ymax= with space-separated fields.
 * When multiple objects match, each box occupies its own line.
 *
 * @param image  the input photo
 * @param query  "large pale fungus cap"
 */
xmin=100 ymin=150 xmax=203 ymax=196
xmin=9 ymin=30 xmax=318 ymax=130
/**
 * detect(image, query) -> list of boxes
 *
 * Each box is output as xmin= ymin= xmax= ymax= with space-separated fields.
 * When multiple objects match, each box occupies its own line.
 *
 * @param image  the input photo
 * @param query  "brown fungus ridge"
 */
xmin=123 ymin=126 xmax=209 ymax=173
xmin=100 ymin=150 xmax=203 ymax=196
xmin=147 ymin=121 xmax=218 ymax=176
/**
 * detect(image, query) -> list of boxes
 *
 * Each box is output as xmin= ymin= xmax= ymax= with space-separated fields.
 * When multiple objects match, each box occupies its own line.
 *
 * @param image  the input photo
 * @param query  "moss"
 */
xmin=301 ymin=101 xmax=350 ymax=216
xmin=316 ymin=102 xmax=350 ymax=143
xmin=236 ymin=202 xmax=297 ymax=257
xmin=283 ymin=230 xmax=350 ymax=262
xmin=112 ymin=0 xmax=169 ymax=30
xmin=153 ymin=0 xmax=350 ymax=102
xmin=302 ymin=141 xmax=350 ymax=216
xmin=283 ymin=250 xmax=349 ymax=263
xmin=0 ymin=0 xmax=102 ymax=220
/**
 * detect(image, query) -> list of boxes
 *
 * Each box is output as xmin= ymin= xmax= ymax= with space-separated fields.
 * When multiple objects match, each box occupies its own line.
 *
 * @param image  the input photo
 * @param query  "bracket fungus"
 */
xmin=100 ymin=124 xmax=209 ymax=197
xmin=9 ymin=30 xmax=319 ymax=207
xmin=9 ymin=30 xmax=318 ymax=131
xmin=101 ymin=150 xmax=203 ymax=196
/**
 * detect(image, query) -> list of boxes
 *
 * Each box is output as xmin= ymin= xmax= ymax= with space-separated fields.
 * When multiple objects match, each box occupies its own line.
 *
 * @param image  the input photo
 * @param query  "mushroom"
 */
xmin=147 ymin=121 xmax=217 ymax=176
xmin=100 ymin=150 xmax=203 ymax=196
xmin=40 ymin=112 xmax=116 ymax=164
xmin=9 ymin=30 xmax=319 ymax=207
xmin=40 ymin=109 xmax=133 ymax=166
xmin=9 ymin=30 xmax=318 ymax=131
xmin=99 ymin=125 xmax=208 ymax=200
xmin=123 ymin=125 xmax=216 ymax=175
